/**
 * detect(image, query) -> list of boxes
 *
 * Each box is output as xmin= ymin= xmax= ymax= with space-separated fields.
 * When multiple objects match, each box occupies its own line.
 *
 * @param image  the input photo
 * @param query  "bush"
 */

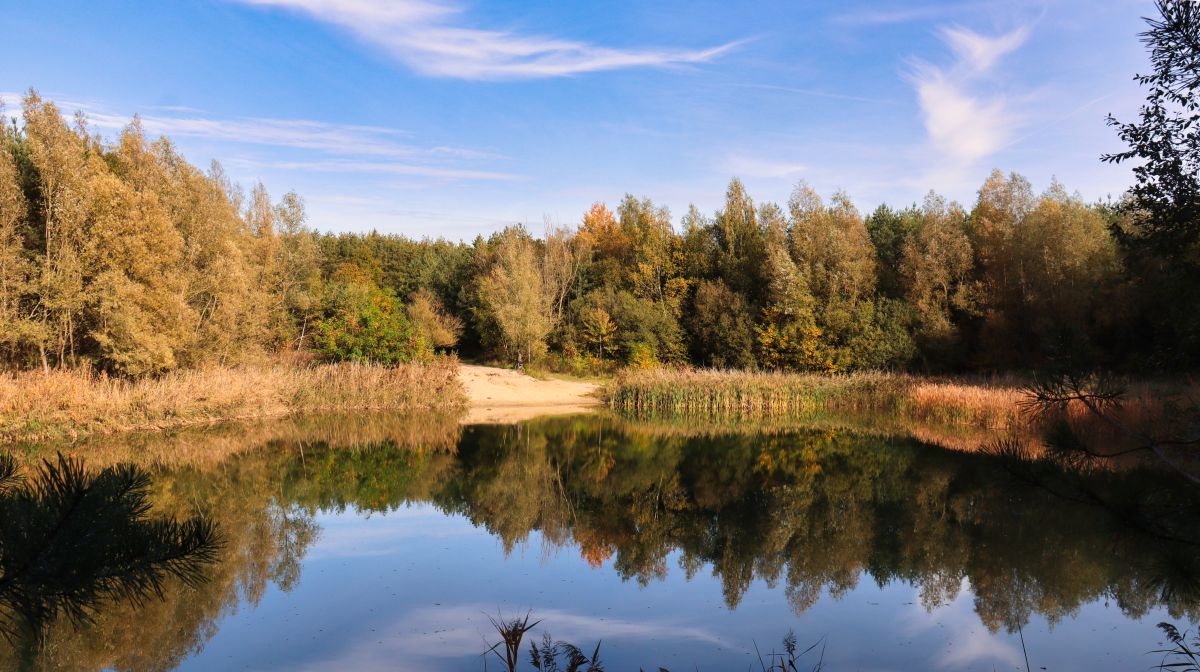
xmin=313 ymin=280 xmax=430 ymax=365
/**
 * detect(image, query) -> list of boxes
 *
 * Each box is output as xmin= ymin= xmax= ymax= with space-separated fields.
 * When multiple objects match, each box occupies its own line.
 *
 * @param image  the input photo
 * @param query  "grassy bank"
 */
xmin=608 ymin=369 xmax=1026 ymax=430
xmin=0 ymin=358 xmax=466 ymax=444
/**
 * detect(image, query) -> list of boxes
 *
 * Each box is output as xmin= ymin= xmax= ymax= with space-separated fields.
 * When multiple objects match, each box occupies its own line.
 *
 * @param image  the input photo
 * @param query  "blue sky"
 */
xmin=2 ymin=0 xmax=1152 ymax=239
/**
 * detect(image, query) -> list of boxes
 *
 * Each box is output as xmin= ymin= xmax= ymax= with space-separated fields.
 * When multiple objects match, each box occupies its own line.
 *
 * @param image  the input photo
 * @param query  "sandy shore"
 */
xmin=459 ymin=364 xmax=601 ymax=424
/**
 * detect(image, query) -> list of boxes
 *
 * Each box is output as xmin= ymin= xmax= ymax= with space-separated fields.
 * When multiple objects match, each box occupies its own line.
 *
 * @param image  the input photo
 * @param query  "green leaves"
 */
xmin=313 ymin=276 xmax=431 ymax=365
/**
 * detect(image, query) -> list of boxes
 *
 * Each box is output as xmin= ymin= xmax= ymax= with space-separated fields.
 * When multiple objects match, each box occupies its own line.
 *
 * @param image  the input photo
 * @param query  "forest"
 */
xmin=1 ymin=1 xmax=1197 ymax=380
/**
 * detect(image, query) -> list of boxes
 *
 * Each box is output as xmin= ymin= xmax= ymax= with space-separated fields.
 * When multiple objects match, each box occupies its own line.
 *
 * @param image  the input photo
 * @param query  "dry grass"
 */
xmin=18 ymin=411 xmax=464 ymax=471
xmin=608 ymin=369 xmax=1025 ymax=430
xmin=609 ymin=368 xmax=903 ymax=416
xmin=608 ymin=369 xmax=1197 ymax=457
xmin=0 ymin=357 xmax=466 ymax=444
xmin=906 ymin=381 xmax=1025 ymax=429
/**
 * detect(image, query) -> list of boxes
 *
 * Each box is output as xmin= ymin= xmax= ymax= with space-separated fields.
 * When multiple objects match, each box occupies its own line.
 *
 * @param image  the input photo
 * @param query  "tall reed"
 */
xmin=0 ymin=358 xmax=466 ymax=444
xmin=608 ymin=369 xmax=1025 ymax=430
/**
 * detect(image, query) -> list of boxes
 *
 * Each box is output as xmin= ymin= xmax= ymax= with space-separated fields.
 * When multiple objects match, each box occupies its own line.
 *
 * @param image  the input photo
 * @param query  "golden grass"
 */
xmin=608 ymin=369 xmax=1026 ymax=430
xmin=906 ymin=381 xmax=1025 ymax=429
xmin=608 ymin=369 xmax=1200 ymax=458
xmin=0 ymin=357 xmax=466 ymax=444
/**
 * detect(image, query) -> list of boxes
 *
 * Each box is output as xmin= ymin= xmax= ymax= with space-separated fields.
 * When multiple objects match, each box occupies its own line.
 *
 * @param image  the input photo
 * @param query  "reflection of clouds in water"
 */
xmin=288 ymin=603 xmax=734 ymax=671
xmin=896 ymin=578 xmax=1023 ymax=669
xmin=306 ymin=506 xmax=477 ymax=560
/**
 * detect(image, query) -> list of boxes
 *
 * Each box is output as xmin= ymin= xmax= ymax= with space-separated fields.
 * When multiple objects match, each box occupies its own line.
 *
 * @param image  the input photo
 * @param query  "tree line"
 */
xmin=0 ymin=92 xmax=454 ymax=375
xmin=3 ymin=0 xmax=1198 ymax=383
xmin=317 ymin=176 xmax=1151 ymax=374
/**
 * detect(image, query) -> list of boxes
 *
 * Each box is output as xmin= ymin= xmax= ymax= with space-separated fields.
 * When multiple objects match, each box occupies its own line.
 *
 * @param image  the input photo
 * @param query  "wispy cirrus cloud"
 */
xmin=0 ymin=91 xmax=514 ymax=181
xmin=233 ymin=0 xmax=742 ymax=80
xmin=290 ymin=602 xmax=735 ymax=672
xmin=230 ymin=158 xmax=519 ymax=181
xmin=907 ymin=25 xmax=1030 ymax=169
xmin=940 ymin=24 xmax=1029 ymax=72
xmin=83 ymin=111 xmax=495 ymax=162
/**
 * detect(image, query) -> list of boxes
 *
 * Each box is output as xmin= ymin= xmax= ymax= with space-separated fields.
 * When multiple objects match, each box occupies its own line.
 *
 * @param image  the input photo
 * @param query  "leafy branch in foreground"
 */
xmin=1103 ymin=0 xmax=1200 ymax=254
xmin=1021 ymin=373 xmax=1200 ymax=484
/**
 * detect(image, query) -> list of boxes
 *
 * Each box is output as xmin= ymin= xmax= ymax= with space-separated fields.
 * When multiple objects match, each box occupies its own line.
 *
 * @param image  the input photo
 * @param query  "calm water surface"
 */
xmin=3 ymin=414 xmax=1197 ymax=671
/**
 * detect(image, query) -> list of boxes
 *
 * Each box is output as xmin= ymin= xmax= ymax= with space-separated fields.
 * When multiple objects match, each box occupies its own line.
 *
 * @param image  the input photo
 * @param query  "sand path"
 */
xmin=459 ymin=364 xmax=601 ymax=424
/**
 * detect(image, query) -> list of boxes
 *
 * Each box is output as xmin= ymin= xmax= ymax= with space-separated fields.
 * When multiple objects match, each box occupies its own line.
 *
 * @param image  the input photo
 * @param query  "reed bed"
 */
xmin=0 ymin=358 xmax=466 ymax=444
xmin=608 ymin=369 xmax=1025 ymax=430
xmin=906 ymin=380 xmax=1025 ymax=428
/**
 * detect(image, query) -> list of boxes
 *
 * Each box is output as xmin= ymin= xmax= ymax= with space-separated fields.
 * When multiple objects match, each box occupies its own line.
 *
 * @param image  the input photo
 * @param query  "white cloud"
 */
xmin=84 ymin=111 xmax=492 ymax=162
xmin=897 ymin=579 xmax=1025 ymax=670
xmin=233 ymin=0 xmax=741 ymax=79
xmin=908 ymin=25 xmax=1030 ymax=169
xmin=911 ymin=68 xmax=1011 ymax=164
xmin=940 ymin=25 xmax=1030 ymax=73
xmin=290 ymin=603 xmax=735 ymax=672
xmin=0 ymin=90 xmax=511 ymax=182
xmin=229 ymin=158 xmax=519 ymax=181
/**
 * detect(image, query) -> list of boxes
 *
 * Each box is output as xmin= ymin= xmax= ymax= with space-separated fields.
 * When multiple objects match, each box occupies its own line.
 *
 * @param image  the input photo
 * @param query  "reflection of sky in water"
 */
xmin=176 ymin=504 xmax=1172 ymax=672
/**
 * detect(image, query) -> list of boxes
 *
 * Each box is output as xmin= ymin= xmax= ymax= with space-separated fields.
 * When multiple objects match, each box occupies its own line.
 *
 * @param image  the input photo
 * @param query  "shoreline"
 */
xmin=0 ymin=361 xmax=607 ymax=445
xmin=2 ymin=361 xmax=1181 ymax=453
xmin=0 ymin=360 xmax=466 ymax=444
xmin=459 ymin=364 xmax=602 ymax=424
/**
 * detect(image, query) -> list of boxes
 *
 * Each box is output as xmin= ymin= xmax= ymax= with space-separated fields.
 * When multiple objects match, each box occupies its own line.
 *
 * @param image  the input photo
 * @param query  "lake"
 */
xmin=2 ymin=413 xmax=1197 ymax=671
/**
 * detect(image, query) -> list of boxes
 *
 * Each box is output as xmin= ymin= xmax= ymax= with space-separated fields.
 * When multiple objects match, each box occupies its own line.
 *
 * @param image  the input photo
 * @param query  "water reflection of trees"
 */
xmin=0 ymin=453 xmax=318 ymax=671
xmin=3 ymin=413 xmax=1197 ymax=669
xmin=0 ymin=412 xmax=461 ymax=671
xmin=0 ymin=455 xmax=222 ymax=671
xmin=271 ymin=415 xmax=1200 ymax=632
xmin=437 ymin=417 xmax=1200 ymax=633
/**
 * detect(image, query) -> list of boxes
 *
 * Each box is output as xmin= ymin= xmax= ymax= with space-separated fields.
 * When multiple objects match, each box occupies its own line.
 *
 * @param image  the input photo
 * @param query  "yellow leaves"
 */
xmin=479 ymin=226 xmax=555 ymax=362
xmin=580 ymin=306 xmax=617 ymax=359
xmin=88 ymin=270 xmax=180 ymax=376
xmin=899 ymin=192 xmax=973 ymax=333
xmin=627 ymin=343 xmax=659 ymax=370
xmin=330 ymin=262 xmax=377 ymax=288
xmin=756 ymin=316 xmax=835 ymax=373
xmin=0 ymin=121 xmax=34 ymax=348
xmin=754 ymin=441 xmax=826 ymax=482
xmin=580 ymin=201 xmax=616 ymax=236
xmin=4 ymin=92 xmax=314 ymax=372
xmin=406 ymin=287 xmax=463 ymax=350
xmin=578 ymin=201 xmax=628 ymax=260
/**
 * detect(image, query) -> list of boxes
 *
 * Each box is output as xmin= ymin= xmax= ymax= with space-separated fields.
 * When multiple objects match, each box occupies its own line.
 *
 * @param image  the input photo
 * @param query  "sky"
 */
xmin=1 ymin=0 xmax=1155 ymax=239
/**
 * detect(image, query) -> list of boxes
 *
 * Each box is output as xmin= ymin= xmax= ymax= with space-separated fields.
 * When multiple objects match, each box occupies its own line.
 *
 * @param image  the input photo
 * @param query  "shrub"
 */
xmin=313 ymin=280 xmax=430 ymax=365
